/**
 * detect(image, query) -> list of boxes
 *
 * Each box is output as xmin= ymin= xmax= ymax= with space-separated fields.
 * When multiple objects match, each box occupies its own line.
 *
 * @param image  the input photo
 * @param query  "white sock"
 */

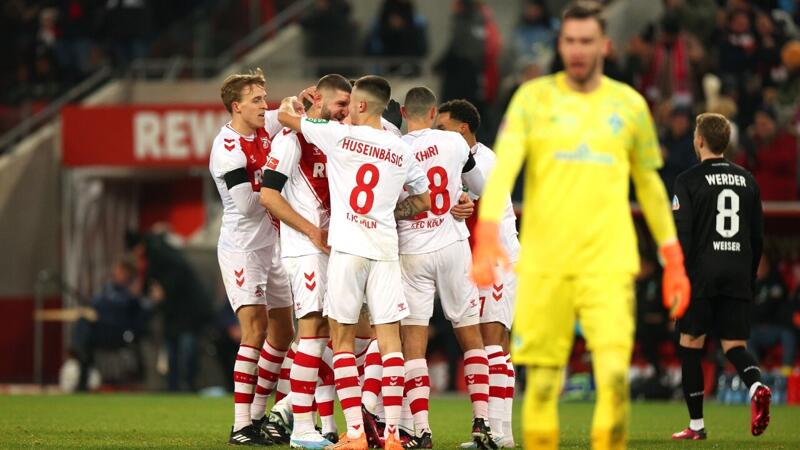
xmin=749 ymin=381 xmax=763 ymax=400
xmin=689 ymin=418 xmax=704 ymax=431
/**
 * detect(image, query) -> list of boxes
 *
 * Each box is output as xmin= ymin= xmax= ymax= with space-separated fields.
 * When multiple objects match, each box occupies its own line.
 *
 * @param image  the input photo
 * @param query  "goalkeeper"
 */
xmin=471 ymin=2 xmax=691 ymax=449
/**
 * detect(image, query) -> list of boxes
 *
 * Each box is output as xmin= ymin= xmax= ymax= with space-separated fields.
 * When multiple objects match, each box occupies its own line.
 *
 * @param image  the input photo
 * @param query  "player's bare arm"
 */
xmin=259 ymin=183 xmax=330 ymax=254
xmin=394 ymin=191 xmax=431 ymax=220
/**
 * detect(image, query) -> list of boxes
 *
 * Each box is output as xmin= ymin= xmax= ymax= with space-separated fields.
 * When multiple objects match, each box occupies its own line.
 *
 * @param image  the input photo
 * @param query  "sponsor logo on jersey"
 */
xmin=672 ymin=194 xmax=680 ymax=211
xmin=304 ymin=118 xmax=329 ymax=124
xmin=554 ymin=143 xmax=615 ymax=165
xmin=266 ymin=156 xmax=279 ymax=170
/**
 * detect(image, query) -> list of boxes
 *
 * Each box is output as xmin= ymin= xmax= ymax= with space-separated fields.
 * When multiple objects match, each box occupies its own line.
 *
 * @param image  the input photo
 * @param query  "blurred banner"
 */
xmin=62 ymin=105 xmax=229 ymax=167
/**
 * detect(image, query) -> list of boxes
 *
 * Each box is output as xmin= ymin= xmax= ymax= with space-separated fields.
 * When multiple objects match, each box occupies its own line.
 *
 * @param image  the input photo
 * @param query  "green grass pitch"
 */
xmin=0 ymin=395 xmax=798 ymax=448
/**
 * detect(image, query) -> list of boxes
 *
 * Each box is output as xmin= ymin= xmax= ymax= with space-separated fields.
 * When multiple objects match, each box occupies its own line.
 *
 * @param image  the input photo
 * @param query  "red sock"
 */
xmin=291 ymin=337 xmax=326 ymax=434
xmin=404 ymin=358 xmax=430 ymax=434
xmin=251 ymin=341 xmax=286 ymax=421
xmin=381 ymin=352 xmax=405 ymax=439
xmin=333 ymin=352 xmax=364 ymax=438
xmin=464 ymin=348 xmax=490 ymax=420
xmin=316 ymin=345 xmax=337 ymax=434
xmin=487 ymin=345 xmax=507 ymax=433
xmin=275 ymin=341 xmax=296 ymax=404
xmin=361 ymin=339 xmax=383 ymax=414
xmin=234 ymin=345 xmax=260 ymax=431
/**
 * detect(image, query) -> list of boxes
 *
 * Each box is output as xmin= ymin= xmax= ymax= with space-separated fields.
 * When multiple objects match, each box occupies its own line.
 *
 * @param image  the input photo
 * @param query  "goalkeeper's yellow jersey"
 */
xmin=479 ymin=72 xmax=674 ymax=275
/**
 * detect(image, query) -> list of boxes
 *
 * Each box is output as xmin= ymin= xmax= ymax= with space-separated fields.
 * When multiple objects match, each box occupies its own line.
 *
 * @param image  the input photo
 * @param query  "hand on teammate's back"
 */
xmin=471 ymin=220 xmax=511 ymax=287
xmin=450 ymin=193 xmax=474 ymax=221
xmin=309 ymin=226 xmax=330 ymax=255
xmin=660 ymin=241 xmax=691 ymax=319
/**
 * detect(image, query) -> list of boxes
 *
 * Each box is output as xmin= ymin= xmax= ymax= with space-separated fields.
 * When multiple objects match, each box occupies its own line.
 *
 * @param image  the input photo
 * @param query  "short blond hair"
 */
xmin=695 ymin=112 xmax=731 ymax=154
xmin=220 ymin=68 xmax=266 ymax=113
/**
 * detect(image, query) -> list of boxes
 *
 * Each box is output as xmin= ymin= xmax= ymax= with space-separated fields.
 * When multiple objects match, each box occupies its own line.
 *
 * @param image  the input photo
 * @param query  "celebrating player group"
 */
xmin=208 ymin=1 xmax=773 ymax=449
xmin=210 ymin=69 xmax=518 ymax=450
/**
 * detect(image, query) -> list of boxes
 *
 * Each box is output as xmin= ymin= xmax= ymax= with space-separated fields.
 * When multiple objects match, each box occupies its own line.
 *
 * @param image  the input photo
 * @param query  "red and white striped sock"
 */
xmin=381 ymin=352 xmax=405 ymax=439
xmin=316 ymin=346 xmax=337 ymax=435
xmin=361 ymin=339 xmax=383 ymax=414
xmin=487 ymin=345 xmax=507 ymax=434
xmin=234 ymin=345 xmax=260 ymax=431
xmin=250 ymin=341 xmax=286 ymax=421
xmin=504 ymin=353 xmax=515 ymax=438
xmin=464 ymin=348 xmax=490 ymax=420
xmin=333 ymin=352 xmax=364 ymax=439
xmin=404 ymin=358 xmax=430 ymax=434
xmin=291 ymin=337 xmax=327 ymax=434
xmin=274 ymin=341 xmax=296 ymax=404
xmin=355 ymin=336 xmax=372 ymax=361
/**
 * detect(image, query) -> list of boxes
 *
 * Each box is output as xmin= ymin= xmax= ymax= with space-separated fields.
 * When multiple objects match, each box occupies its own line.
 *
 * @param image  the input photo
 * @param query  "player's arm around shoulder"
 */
xmin=260 ymin=131 xmax=329 ymax=254
xmin=395 ymin=142 xmax=431 ymax=220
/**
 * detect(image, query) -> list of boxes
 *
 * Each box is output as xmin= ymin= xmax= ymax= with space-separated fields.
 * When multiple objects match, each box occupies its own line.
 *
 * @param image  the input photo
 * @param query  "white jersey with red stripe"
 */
xmin=462 ymin=142 xmax=521 ymax=262
xmin=398 ymin=128 xmax=471 ymax=254
xmin=268 ymin=128 xmax=331 ymax=258
xmin=209 ymin=111 xmax=282 ymax=252
xmin=299 ymin=118 xmax=428 ymax=261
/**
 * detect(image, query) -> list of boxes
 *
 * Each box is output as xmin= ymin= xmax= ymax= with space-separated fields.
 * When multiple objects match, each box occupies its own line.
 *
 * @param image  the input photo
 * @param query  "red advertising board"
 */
xmin=62 ymin=105 xmax=230 ymax=167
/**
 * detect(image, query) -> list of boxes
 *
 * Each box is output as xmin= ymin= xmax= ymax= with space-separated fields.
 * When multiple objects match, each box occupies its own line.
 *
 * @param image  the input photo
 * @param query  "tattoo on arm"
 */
xmin=394 ymin=195 xmax=427 ymax=220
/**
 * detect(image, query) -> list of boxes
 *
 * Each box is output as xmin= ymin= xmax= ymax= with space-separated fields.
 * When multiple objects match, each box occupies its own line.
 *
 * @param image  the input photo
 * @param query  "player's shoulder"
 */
xmin=272 ymin=127 xmax=299 ymax=143
xmin=212 ymin=125 xmax=243 ymax=155
xmin=604 ymin=77 xmax=648 ymax=109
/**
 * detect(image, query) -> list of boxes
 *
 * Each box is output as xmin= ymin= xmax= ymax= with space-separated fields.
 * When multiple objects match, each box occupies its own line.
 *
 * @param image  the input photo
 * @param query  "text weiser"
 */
xmin=135 ymin=110 xmax=229 ymax=161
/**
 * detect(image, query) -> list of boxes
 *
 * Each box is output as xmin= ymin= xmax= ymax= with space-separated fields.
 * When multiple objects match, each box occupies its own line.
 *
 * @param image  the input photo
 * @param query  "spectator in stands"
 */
xmin=69 ymin=258 xmax=155 ymax=391
xmin=365 ymin=0 xmax=428 ymax=77
xmin=774 ymin=40 xmax=800 ymax=129
xmin=128 ymin=230 xmax=213 ymax=392
xmin=739 ymin=106 xmax=799 ymax=200
xmin=299 ymin=0 xmax=358 ymax=76
xmin=639 ymin=13 xmax=697 ymax=107
xmin=662 ymin=0 xmax=718 ymax=47
xmin=435 ymin=0 xmax=500 ymax=137
xmin=100 ymin=0 xmax=152 ymax=68
xmin=511 ymin=0 xmax=557 ymax=70
xmin=56 ymin=0 xmax=102 ymax=84
xmin=750 ymin=253 xmax=797 ymax=374
xmin=754 ymin=9 xmax=789 ymax=90
xmin=718 ymin=8 xmax=760 ymax=125
xmin=659 ymin=105 xmax=697 ymax=197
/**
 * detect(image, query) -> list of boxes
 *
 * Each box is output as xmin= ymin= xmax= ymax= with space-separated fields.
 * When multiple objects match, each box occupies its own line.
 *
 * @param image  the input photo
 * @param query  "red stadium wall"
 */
xmin=0 ymin=297 xmax=63 ymax=383
xmin=139 ymin=178 xmax=206 ymax=238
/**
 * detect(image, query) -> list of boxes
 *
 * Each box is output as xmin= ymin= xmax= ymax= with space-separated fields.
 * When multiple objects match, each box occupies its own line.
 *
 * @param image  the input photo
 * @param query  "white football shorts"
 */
xmin=399 ymin=239 xmax=480 ymax=328
xmin=326 ymin=250 xmax=409 ymax=325
xmin=218 ymin=244 xmax=293 ymax=313
xmin=282 ymin=253 xmax=328 ymax=319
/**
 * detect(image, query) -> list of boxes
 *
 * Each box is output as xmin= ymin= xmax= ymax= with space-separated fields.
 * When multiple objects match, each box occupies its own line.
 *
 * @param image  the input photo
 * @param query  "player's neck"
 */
xmin=406 ymin=119 xmax=430 ymax=133
xmin=564 ymin=70 xmax=603 ymax=94
xmin=359 ymin=114 xmax=383 ymax=130
xmin=465 ymin=134 xmax=477 ymax=148
xmin=699 ymin=147 xmax=725 ymax=162
xmin=230 ymin=116 xmax=256 ymax=136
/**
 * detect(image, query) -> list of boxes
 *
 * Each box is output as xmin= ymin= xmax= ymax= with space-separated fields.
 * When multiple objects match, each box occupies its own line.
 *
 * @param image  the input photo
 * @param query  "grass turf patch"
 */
xmin=0 ymin=394 xmax=798 ymax=448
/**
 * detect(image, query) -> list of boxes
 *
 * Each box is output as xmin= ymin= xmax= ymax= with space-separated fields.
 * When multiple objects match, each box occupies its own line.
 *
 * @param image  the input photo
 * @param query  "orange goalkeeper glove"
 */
xmin=471 ymin=220 xmax=510 ymax=288
xmin=659 ymin=240 xmax=691 ymax=319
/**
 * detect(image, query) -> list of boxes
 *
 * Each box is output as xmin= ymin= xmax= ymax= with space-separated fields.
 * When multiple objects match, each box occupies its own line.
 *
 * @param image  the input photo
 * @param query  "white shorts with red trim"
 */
xmin=399 ymin=240 xmax=480 ymax=328
xmin=326 ymin=250 xmax=409 ymax=325
xmin=218 ymin=244 xmax=293 ymax=313
xmin=478 ymin=265 xmax=517 ymax=330
xmin=282 ymin=253 xmax=328 ymax=319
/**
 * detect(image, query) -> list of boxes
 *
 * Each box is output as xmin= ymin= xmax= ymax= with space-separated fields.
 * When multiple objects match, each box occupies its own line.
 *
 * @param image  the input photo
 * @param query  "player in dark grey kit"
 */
xmin=671 ymin=113 xmax=770 ymax=441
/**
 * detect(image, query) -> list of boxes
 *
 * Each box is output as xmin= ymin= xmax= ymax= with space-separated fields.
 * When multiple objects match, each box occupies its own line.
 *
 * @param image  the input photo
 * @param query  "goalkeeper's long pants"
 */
xmin=522 ymin=348 xmax=630 ymax=450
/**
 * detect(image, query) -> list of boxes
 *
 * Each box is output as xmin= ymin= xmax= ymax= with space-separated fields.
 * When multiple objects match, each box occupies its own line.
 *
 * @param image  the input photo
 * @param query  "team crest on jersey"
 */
xmin=266 ymin=156 xmax=279 ymax=170
xmin=260 ymin=137 xmax=269 ymax=149
xmin=672 ymin=194 xmax=680 ymax=211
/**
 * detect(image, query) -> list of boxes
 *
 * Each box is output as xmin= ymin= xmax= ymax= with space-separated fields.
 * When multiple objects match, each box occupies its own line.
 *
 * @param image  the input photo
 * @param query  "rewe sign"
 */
xmin=62 ymin=105 xmax=232 ymax=167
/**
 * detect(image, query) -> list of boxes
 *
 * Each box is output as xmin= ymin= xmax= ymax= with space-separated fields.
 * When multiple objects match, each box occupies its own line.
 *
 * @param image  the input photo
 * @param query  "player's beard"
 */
xmin=320 ymin=104 xmax=346 ymax=122
xmin=567 ymin=56 xmax=601 ymax=86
